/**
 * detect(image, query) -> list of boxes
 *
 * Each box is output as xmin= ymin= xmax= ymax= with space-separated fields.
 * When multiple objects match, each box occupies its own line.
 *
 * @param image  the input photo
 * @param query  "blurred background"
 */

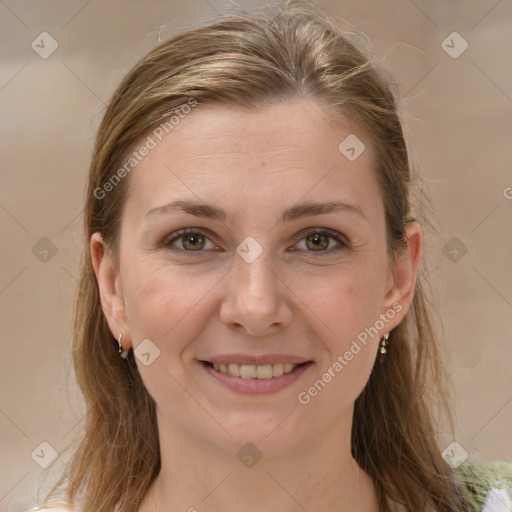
xmin=1 ymin=0 xmax=511 ymax=510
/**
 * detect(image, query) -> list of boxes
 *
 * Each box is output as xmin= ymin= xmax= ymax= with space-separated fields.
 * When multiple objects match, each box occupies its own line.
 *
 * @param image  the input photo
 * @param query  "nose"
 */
xmin=219 ymin=251 xmax=293 ymax=336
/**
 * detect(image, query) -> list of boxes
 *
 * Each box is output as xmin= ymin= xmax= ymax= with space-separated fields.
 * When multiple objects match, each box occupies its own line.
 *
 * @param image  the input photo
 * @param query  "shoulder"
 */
xmin=29 ymin=509 xmax=73 ymax=512
xmin=28 ymin=505 xmax=74 ymax=512
xmin=453 ymin=460 xmax=512 ymax=511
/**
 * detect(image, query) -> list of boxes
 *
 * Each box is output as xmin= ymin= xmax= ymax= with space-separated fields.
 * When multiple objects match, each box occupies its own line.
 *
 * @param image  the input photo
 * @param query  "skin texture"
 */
xmin=91 ymin=98 xmax=422 ymax=512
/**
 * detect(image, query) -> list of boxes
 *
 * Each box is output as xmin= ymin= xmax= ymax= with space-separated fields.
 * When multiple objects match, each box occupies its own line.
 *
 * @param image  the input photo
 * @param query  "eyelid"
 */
xmin=162 ymin=227 xmax=219 ymax=255
xmin=162 ymin=227 xmax=349 ymax=255
xmin=291 ymin=227 xmax=348 ymax=255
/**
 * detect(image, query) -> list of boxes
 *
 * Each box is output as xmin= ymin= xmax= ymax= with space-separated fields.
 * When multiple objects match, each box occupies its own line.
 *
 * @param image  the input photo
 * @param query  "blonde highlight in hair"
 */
xmin=38 ymin=1 xmax=471 ymax=511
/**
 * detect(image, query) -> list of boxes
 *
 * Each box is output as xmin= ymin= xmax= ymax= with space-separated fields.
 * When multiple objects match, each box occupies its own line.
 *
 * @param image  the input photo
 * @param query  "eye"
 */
xmin=293 ymin=228 xmax=348 ymax=254
xmin=162 ymin=227 xmax=348 ymax=256
xmin=163 ymin=228 xmax=218 ymax=253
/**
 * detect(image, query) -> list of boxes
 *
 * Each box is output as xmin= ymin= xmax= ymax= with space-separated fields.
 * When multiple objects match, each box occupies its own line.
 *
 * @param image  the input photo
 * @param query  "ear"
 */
xmin=90 ymin=232 xmax=132 ymax=350
xmin=380 ymin=221 xmax=423 ymax=330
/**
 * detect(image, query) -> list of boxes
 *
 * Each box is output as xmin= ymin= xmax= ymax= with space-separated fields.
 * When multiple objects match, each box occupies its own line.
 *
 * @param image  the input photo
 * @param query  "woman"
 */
xmin=31 ymin=1 xmax=512 ymax=511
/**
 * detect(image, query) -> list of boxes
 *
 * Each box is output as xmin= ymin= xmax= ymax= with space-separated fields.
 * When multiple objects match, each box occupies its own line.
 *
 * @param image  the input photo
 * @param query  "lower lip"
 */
xmin=201 ymin=361 xmax=313 ymax=394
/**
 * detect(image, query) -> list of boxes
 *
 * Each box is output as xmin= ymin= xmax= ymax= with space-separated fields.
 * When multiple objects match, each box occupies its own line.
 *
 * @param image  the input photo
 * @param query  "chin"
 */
xmin=210 ymin=413 xmax=308 ymax=458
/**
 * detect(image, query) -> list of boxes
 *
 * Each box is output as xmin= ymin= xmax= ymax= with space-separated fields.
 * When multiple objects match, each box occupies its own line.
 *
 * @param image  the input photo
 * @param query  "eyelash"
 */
xmin=162 ymin=227 xmax=349 ymax=257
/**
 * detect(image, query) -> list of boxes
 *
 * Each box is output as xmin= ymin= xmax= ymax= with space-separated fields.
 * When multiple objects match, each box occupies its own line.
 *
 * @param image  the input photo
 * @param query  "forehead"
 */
xmin=123 ymin=98 xmax=380 ymax=222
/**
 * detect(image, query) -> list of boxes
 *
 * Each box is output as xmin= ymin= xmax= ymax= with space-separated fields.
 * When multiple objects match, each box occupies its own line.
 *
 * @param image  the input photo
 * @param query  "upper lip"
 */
xmin=202 ymin=354 xmax=312 ymax=366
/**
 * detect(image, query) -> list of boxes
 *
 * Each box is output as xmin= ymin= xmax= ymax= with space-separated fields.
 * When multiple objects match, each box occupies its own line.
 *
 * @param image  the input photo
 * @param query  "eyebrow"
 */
xmin=145 ymin=199 xmax=367 ymax=224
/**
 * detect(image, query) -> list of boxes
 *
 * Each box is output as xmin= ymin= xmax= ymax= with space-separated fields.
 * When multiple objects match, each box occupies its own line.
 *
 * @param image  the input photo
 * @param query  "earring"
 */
xmin=379 ymin=332 xmax=390 ymax=358
xmin=118 ymin=333 xmax=129 ymax=359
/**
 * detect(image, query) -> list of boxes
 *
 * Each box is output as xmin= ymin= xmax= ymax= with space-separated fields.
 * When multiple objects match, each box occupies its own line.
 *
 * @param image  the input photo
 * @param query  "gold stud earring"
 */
xmin=118 ymin=333 xmax=129 ymax=359
xmin=379 ymin=332 xmax=390 ymax=357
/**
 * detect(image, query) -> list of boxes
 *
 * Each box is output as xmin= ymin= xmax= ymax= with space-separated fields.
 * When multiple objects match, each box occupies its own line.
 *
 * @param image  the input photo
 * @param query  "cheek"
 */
xmin=298 ymin=263 xmax=387 ymax=344
xmin=295 ymin=272 xmax=385 ymax=411
xmin=121 ymin=258 xmax=221 ymax=351
xmin=120 ymin=260 xmax=223 ymax=412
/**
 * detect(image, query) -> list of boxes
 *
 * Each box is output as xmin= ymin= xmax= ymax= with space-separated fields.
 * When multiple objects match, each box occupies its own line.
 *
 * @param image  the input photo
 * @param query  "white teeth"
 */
xmin=240 ymin=365 xmax=256 ymax=379
xmin=211 ymin=362 xmax=300 ymax=379
xmin=228 ymin=363 xmax=240 ymax=377
xmin=272 ymin=363 xmax=284 ymax=377
xmin=256 ymin=365 xmax=273 ymax=379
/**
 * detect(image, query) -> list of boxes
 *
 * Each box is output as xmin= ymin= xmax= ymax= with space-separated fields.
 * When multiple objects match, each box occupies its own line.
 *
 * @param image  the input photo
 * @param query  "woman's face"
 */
xmin=93 ymin=97 xmax=420 ymax=456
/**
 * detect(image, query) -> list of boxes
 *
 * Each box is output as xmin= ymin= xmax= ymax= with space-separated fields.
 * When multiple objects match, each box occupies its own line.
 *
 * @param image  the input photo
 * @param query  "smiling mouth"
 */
xmin=203 ymin=361 xmax=309 ymax=379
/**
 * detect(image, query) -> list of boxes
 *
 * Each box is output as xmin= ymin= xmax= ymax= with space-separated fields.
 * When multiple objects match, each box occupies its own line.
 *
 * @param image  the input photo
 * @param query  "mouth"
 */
xmin=198 ymin=353 xmax=313 ymax=394
xmin=203 ymin=361 xmax=308 ymax=379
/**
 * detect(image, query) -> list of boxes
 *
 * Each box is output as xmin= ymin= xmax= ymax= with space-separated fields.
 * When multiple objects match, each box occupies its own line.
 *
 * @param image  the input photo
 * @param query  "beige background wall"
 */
xmin=1 ymin=0 xmax=511 ymax=510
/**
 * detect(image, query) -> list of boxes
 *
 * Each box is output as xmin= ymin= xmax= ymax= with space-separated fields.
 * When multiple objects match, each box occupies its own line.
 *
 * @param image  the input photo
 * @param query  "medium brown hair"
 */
xmin=37 ymin=1 xmax=472 ymax=511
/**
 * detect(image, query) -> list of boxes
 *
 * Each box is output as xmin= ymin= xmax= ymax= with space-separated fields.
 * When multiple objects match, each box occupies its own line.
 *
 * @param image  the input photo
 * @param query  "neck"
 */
xmin=138 ymin=413 xmax=379 ymax=512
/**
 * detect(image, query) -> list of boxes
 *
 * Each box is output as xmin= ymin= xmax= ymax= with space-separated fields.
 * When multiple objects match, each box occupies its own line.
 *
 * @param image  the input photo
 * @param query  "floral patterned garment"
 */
xmin=455 ymin=460 xmax=512 ymax=511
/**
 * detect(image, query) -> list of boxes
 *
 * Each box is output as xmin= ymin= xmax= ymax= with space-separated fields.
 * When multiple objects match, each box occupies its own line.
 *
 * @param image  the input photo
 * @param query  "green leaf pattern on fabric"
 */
xmin=454 ymin=460 xmax=512 ymax=511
